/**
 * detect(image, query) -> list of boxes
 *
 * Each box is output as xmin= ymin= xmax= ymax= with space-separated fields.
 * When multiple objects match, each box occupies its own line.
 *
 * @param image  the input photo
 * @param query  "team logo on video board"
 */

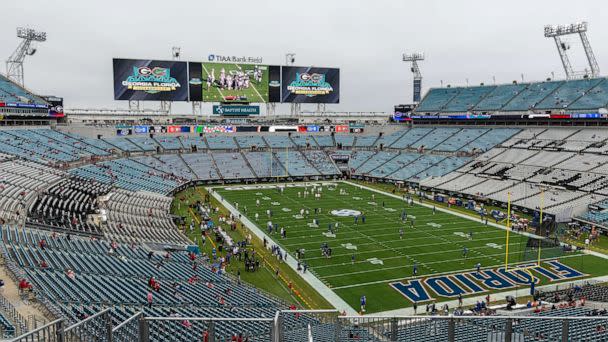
xmin=122 ymin=66 xmax=181 ymax=94
xmin=287 ymin=72 xmax=333 ymax=97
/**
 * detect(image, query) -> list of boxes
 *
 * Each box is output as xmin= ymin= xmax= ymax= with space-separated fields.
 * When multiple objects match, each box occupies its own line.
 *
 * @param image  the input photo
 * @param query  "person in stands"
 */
xmin=18 ymin=279 xmax=33 ymax=294
xmin=147 ymin=291 xmax=153 ymax=308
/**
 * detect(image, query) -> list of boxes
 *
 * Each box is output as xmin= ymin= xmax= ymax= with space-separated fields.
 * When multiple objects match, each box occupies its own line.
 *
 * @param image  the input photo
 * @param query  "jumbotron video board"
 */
xmin=189 ymin=63 xmax=281 ymax=103
xmin=113 ymin=58 xmax=339 ymax=104
xmin=113 ymin=59 xmax=188 ymax=101
xmin=281 ymin=66 xmax=340 ymax=103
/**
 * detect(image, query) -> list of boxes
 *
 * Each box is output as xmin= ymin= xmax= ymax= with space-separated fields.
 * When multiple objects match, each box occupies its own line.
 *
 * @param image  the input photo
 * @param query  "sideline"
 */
xmin=207 ymin=185 xmax=358 ymax=315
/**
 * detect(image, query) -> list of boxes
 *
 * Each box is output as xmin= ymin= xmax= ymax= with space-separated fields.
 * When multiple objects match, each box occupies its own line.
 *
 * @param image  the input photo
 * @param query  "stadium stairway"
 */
xmin=209 ymin=154 xmax=223 ymax=178
xmin=177 ymin=153 xmax=198 ymax=177
xmin=240 ymin=151 xmax=259 ymax=179
xmin=300 ymin=151 xmax=324 ymax=175
xmin=356 ymin=151 xmax=400 ymax=175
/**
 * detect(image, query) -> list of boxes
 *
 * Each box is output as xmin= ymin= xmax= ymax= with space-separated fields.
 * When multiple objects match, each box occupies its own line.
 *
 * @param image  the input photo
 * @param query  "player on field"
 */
xmin=413 ymin=262 xmax=418 ymax=276
xmin=360 ymin=295 xmax=366 ymax=313
xmin=462 ymin=247 xmax=468 ymax=259
xmin=475 ymin=262 xmax=481 ymax=274
xmin=399 ymin=228 xmax=404 ymax=240
xmin=351 ymin=254 xmax=355 ymax=265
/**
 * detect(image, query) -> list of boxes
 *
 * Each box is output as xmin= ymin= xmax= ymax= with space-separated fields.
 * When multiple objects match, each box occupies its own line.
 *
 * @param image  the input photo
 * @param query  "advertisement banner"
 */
xmin=334 ymin=125 xmax=349 ymax=133
xmin=149 ymin=126 xmax=167 ymax=133
xmin=202 ymin=126 xmax=235 ymax=133
xmin=134 ymin=125 xmax=149 ymax=134
xmin=43 ymin=96 xmax=64 ymax=118
xmin=330 ymin=154 xmax=350 ymax=162
xmin=212 ymin=105 xmax=260 ymax=116
xmin=168 ymin=125 xmax=181 ymax=133
xmin=188 ymin=62 xmax=203 ymax=101
xmin=307 ymin=125 xmax=320 ymax=132
xmin=413 ymin=79 xmax=422 ymax=103
xmin=113 ymin=59 xmax=188 ymax=101
xmin=202 ymin=62 xmax=269 ymax=103
xmin=281 ymin=66 xmax=340 ymax=103
xmin=4 ymin=103 xmax=48 ymax=109
xmin=268 ymin=65 xmax=281 ymax=103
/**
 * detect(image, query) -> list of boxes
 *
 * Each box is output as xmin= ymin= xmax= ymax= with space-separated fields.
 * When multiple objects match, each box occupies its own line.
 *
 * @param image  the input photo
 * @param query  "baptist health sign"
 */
xmin=212 ymin=105 xmax=260 ymax=116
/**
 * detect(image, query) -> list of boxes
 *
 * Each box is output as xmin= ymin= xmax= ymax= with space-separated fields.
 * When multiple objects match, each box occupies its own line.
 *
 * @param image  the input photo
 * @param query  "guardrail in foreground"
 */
xmin=10 ymin=309 xmax=608 ymax=342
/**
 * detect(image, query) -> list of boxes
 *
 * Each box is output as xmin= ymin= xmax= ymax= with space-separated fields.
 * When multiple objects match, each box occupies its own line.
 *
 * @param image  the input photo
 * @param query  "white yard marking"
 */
xmin=341 ymin=243 xmax=358 ymax=250
xmin=367 ymin=258 xmax=384 ymax=265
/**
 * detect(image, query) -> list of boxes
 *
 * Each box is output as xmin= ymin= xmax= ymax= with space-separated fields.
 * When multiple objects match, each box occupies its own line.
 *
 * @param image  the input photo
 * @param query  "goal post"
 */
xmin=505 ymin=189 xmax=567 ymax=273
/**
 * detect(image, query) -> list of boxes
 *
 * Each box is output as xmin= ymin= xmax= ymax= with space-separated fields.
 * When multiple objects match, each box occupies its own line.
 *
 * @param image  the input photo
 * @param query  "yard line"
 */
xmin=309 ymin=240 xmax=526 ymax=269
xmin=283 ymin=235 xmax=510 ymax=258
xmin=281 ymin=228 xmax=503 ymax=246
xmin=321 ymin=250 xmax=526 ymax=279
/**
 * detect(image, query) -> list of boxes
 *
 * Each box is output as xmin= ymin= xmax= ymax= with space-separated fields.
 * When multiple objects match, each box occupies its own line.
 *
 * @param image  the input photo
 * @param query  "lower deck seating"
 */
xmin=103 ymin=189 xmax=188 ymax=244
xmin=27 ymin=177 xmax=111 ymax=235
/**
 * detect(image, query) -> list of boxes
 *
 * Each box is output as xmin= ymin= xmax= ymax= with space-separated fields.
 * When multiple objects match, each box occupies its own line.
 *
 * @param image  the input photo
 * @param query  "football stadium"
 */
xmin=2 ymin=1 xmax=608 ymax=341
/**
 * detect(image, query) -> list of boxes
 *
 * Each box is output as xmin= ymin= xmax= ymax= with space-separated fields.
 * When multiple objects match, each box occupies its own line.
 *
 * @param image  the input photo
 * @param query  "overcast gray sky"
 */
xmin=2 ymin=0 xmax=607 ymax=114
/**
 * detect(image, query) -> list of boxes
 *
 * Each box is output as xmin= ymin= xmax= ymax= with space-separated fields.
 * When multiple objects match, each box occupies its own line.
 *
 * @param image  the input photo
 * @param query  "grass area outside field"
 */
xmin=170 ymin=186 xmax=332 ymax=310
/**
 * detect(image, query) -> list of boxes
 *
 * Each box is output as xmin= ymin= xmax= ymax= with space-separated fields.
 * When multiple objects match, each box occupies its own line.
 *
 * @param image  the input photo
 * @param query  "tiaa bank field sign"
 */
xmin=212 ymin=105 xmax=260 ymax=116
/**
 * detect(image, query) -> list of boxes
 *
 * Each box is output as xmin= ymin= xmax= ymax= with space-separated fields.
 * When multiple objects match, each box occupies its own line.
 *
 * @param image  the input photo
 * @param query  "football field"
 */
xmin=216 ymin=181 xmax=607 ymax=313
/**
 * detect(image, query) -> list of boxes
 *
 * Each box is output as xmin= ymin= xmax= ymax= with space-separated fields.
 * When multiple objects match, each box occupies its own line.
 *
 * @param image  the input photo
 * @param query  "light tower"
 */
xmin=544 ymin=21 xmax=600 ymax=79
xmin=160 ymin=46 xmax=182 ymax=113
xmin=6 ymin=27 xmax=47 ymax=86
xmin=285 ymin=53 xmax=298 ymax=116
xmin=403 ymin=52 xmax=424 ymax=103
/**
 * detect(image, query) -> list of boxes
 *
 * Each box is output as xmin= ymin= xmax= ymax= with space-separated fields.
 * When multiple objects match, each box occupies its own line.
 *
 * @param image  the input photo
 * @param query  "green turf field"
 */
xmin=216 ymin=181 xmax=608 ymax=313
xmin=202 ymin=62 xmax=268 ymax=103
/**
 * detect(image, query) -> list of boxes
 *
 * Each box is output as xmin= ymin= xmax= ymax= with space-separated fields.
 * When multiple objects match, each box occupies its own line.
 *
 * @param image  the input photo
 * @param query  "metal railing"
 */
xmin=111 ymin=311 xmax=142 ymax=342
xmin=62 ymin=308 xmax=112 ymax=342
xmin=140 ymin=316 xmax=276 ymax=342
xmin=10 ymin=318 xmax=64 ymax=342
xmin=10 ymin=309 xmax=608 ymax=342
xmin=337 ymin=314 xmax=608 ymax=342
xmin=0 ymin=293 xmax=28 ymax=336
